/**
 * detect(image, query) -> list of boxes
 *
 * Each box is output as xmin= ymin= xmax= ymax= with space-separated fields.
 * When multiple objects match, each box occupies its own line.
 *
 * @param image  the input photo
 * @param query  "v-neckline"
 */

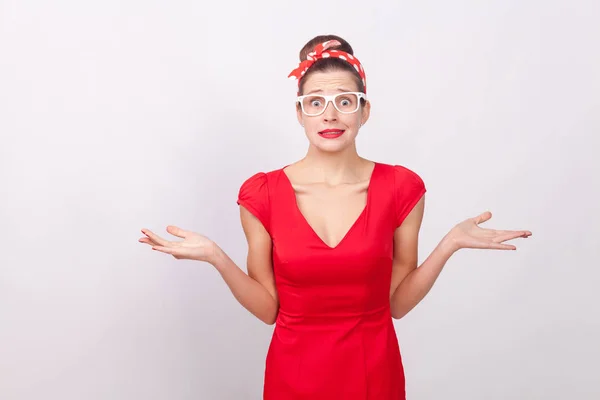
xmin=281 ymin=162 xmax=379 ymax=250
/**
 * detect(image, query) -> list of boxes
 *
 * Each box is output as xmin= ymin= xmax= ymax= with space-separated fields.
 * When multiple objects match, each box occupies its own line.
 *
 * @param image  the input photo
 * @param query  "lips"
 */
xmin=318 ymin=129 xmax=345 ymax=139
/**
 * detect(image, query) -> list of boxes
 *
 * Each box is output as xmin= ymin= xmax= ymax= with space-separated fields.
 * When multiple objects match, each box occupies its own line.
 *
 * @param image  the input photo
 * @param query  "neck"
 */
xmin=301 ymin=142 xmax=367 ymax=183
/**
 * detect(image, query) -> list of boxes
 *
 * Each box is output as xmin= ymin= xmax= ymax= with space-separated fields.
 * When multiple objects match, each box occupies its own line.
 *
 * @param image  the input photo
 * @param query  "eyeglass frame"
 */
xmin=296 ymin=91 xmax=367 ymax=116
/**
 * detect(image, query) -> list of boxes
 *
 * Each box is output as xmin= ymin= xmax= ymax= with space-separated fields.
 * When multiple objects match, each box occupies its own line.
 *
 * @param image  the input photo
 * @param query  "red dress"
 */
xmin=237 ymin=162 xmax=426 ymax=400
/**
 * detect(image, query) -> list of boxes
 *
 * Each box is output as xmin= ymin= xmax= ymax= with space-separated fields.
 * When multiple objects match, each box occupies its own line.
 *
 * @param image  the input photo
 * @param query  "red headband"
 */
xmin=287 ymin=40 xmax=367 ymax=94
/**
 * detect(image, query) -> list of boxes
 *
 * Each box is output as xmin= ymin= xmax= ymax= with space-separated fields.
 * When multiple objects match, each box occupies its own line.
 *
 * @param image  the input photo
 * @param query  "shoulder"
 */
xmin=375 ymin=162 xmax=426 ymax=227
xmin=239 ymin=171 xmax=268 ymax=189
xmin=375 ymin=162 xmax=425 ymax=187
xmin=393 ymin=164 xmax=425 ymax=188
xmin=238 ymin=168 xmax=282 ymax=195
xmin=237 ymin=169 xmax=282 ymax=234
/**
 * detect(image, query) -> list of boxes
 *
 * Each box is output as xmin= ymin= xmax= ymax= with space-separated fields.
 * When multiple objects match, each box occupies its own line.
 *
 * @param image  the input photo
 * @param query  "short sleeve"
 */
xmin=393 ymin=165 xmax=426 ymax=228
xmin=237 ymin=172 xmax=271 ymax=232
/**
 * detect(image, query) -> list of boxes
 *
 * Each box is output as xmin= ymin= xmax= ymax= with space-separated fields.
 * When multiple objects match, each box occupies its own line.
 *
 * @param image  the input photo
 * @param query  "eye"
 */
xmin=311 ymin=99 xmax=323 ymax=107
xmin=338 ymin=96 xmax=354 ymax=106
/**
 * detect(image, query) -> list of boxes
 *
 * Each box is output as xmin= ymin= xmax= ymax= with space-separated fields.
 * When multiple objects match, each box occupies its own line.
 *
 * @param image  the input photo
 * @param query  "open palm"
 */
xmin=448 ymin=211 xmax=532 ymax=251
xmin=139 ymin=226 xmax=217 ymax=263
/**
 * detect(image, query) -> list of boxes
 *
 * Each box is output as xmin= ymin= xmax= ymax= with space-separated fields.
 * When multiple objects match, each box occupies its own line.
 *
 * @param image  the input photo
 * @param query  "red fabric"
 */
xmin=287 ymin=39 xmax=367 ymax=94
xmin=237 ymin=171 xmax=271 ymax=234
xmin=237 ymin=162 xmax=426 ymax=399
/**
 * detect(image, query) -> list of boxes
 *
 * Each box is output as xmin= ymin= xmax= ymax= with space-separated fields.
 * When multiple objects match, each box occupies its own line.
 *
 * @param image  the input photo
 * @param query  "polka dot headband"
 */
xmin=287 ymin=40 xmax=367 ymax=94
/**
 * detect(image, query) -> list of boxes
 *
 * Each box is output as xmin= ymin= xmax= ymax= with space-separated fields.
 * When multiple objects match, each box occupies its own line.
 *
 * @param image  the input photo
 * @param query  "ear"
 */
xmin=360 ymin=100 xmax=371 ymax=126
xmin=296 ymin=103 xmax=304 ymax=126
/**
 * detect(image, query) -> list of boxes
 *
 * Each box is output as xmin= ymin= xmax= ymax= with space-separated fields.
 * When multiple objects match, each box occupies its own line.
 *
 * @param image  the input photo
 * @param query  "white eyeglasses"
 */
xmin=297 ymin=91 xmax=367 ymax=116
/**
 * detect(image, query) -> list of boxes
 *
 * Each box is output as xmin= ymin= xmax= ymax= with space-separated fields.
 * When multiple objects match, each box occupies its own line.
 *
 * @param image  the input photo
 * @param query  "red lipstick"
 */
xmin=318 ymin=129 xmax=345 ymax=139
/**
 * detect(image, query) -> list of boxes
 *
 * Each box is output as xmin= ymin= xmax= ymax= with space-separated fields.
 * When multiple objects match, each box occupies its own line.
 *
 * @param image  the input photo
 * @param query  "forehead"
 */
xmin=302 ymin=70 xmax=359 ymax=94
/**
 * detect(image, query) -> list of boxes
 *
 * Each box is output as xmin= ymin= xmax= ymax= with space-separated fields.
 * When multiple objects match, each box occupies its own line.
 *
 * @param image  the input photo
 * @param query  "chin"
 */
xmin=311 ymin=141 xmax=352 ymax=153
xmin=316 ymin=146 xmax=345 ymax=153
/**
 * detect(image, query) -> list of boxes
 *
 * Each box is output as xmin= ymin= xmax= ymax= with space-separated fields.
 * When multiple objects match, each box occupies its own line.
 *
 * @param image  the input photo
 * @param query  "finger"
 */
xmin=493 ymin=231 xmax=532 ymax=243
xmin=495 ymin=229 xmax=532 ymax=237
xmin=141 ymin=229 xmax=170 ymax=247
xmin=484 ymin=242 xmax=517 ymax=250
xmin=166 ymin=225 xmax=188 ymax=239
xmin=478 ymin=229 xmax=497 ymax=238
xmin=474 ymin=211 xmax=492 ymax=225
xmin=138 ymin=237 xmax=158 ymax=245
xmin=152 ymin=245 xmax=180 ymax=255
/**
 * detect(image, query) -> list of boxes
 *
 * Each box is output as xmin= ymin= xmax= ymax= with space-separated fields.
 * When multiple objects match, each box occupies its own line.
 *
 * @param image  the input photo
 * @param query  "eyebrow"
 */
xmin=306 ymin=88 xmax=352 ymax=95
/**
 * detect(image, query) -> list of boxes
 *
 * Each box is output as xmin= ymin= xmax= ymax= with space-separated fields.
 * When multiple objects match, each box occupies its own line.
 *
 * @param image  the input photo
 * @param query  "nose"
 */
xmin=322 ymin=100 xmax=338 ymax=121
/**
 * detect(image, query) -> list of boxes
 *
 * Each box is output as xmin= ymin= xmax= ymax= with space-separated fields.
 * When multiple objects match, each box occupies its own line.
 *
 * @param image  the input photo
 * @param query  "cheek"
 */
xmin=343 ymin=114 xmax=362 ymax=127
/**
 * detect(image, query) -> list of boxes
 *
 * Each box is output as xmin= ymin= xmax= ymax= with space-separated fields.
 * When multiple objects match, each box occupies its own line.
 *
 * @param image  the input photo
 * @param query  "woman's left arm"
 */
xmin=389 ymin=199 xmax=532 ymax=320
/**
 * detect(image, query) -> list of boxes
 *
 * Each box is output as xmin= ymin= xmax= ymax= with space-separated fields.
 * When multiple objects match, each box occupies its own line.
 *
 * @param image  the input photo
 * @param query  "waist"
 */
xmin=276 ymin=303 xmax=391 ymax=330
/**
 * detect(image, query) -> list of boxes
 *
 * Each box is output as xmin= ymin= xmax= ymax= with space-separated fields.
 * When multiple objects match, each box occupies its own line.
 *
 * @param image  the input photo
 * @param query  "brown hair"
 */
xmin=297 ymin=34 xmax=366 ymax=99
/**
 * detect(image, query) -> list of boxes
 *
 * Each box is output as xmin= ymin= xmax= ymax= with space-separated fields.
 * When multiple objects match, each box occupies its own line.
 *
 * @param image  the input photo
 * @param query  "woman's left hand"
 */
xmin=445 ymin=211 xmax=532 ymax=253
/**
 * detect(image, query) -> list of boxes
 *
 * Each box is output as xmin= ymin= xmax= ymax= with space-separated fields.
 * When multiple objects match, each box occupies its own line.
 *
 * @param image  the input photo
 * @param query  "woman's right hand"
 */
xmin=139 ymin=226 xmax=219 ymax=264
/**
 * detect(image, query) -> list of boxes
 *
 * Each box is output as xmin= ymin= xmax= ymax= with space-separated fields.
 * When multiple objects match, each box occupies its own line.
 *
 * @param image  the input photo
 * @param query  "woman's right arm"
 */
xmin=140 ymin=205 xmax=278 ymax=325
xmin=211 ymin=206 xmax=279 ymax=325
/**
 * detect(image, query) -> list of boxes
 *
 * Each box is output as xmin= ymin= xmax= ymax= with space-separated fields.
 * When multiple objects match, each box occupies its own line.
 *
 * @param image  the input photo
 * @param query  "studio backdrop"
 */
xmin=1 ymin=0 xmax=598 ymax=399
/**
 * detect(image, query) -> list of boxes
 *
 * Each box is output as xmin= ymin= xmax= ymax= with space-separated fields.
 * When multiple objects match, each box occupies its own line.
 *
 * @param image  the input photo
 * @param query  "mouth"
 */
xmin=318 ymin=129 xmax=345 ymax=139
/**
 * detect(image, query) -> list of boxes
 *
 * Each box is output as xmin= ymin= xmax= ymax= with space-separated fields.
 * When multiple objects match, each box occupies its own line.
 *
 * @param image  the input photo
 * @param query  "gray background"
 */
xmin=1 ymin=0 xmax=599 ymax=399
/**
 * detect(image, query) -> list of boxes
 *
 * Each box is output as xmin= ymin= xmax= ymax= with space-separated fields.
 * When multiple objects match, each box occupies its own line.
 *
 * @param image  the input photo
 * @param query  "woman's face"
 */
xmin=296 ymin=70 xmax=370 ymax=153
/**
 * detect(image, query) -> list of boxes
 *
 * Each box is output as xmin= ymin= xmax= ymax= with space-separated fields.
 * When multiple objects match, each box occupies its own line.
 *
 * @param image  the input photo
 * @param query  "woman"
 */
xmin=139 ymin=35 xmax=532 ymax=399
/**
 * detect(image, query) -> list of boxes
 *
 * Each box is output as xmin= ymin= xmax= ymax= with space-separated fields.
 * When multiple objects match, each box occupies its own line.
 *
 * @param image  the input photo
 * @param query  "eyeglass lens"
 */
xmin=301 ymin=93 xmax=360 ymax=115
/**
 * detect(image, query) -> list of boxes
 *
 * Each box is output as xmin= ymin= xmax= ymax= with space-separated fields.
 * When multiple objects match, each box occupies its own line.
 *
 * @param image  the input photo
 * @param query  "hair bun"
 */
xmin=299 ymin=35 xmax=354 ymax=61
